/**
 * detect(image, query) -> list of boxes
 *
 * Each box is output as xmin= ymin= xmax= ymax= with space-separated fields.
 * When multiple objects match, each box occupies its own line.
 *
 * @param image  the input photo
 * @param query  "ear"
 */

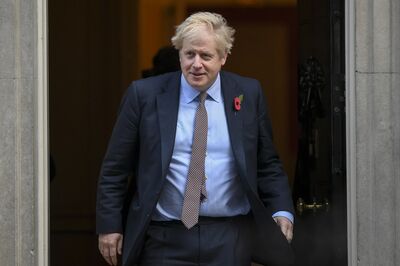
xmin=220 ymin=53 xmax=228 ymax=66
xmin=178 ymin=49 xmax=183 ymax=62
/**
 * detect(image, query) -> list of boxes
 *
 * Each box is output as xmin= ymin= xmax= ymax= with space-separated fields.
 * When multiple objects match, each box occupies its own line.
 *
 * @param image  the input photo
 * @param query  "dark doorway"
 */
xmin=48 ymin=1 xmax=347 ymax=266
xmin=48 ymin=1 xmax=138 ymax=265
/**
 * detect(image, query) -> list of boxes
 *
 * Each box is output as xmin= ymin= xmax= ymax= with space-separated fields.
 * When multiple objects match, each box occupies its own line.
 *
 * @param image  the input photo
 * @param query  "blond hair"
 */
xmin=171 ymin=12 xmax=235 ymax=56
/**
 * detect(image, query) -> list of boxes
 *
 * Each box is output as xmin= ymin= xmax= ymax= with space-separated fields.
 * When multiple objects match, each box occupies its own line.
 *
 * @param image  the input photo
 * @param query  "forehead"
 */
xmin=181 ymin=30 xmax=218 ymax=51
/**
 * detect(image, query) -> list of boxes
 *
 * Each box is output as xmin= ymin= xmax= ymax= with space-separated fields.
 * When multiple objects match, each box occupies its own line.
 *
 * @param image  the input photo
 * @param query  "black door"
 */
xmin=292 ymin=1 xmax=347 ymax=265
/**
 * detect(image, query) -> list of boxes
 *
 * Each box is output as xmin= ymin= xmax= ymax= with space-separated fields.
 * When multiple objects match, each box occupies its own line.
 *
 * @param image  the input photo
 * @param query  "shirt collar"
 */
xmin=180 ymin=73 xmax=222 ymax=104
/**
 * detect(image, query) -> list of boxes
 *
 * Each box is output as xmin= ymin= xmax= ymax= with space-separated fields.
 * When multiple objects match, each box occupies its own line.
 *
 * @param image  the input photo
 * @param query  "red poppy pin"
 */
xmin=234 ymin=95 xmax=244 ymax=111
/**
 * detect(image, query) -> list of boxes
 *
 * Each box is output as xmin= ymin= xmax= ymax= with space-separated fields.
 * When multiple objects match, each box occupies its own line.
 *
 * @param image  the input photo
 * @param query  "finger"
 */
xmin=281 ymin=223 xmax=293 ymax=243
xmin=287 ymin=229 xmax=293 ymax=243
xmin=105 ymin=255 xmax=113 ymax=266
xmin=100 ymin=247 xmax=113 ymax=265
xmin=275 ymin=218 xmax=293 ymax=242
xmin=279 ymin=223 xmax=288 ymax=236
xmin=110 ymin=251 xmax=118 ymax=266
xmin=286 ymin=224 xmax=293 ymax=242
xmin=117 ymin=236 xmax=123 ymax=255
xmin=99 ymin=240 xmax=114 ymax=265
xmin=101 ymin=249 xmax=113 ymax=266
xmin=99 ymin=233 xmax=124 ymax=265
xmin=104 ymin=243 xmax=117 ymax=266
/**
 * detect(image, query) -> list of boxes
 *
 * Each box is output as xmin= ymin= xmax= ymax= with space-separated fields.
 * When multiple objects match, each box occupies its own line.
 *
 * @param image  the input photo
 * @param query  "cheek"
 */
xmin=208 ymin=63 xmax=221 ymax=73
xmin=180 ymin=60 xmax=190 ymax=70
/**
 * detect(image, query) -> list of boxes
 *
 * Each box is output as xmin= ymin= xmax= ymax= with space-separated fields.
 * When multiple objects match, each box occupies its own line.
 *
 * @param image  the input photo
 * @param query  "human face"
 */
xmin=179 ymin=28 xmax=227 ymax=91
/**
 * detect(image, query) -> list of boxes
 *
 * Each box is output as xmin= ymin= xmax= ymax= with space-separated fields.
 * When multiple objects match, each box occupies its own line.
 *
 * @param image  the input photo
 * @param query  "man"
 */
xmin=97 ymin=12 xmax=294 ymax=266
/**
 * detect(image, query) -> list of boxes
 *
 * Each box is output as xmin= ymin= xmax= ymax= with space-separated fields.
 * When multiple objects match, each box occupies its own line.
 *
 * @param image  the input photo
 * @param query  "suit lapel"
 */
xmin=220 ymin=72 xmax=247 ymax=179
xmin=156 ymin=72 xmax=181 ymax=178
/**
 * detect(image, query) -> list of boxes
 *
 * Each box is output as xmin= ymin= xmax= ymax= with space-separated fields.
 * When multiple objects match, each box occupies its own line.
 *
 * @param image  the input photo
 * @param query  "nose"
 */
xmin=192 ymin=55 xmax=202 ymax=69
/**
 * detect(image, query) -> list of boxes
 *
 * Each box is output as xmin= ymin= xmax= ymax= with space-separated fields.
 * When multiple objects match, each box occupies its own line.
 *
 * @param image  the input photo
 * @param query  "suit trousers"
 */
xmin=137 ymin=215 xmax=252 ymax=266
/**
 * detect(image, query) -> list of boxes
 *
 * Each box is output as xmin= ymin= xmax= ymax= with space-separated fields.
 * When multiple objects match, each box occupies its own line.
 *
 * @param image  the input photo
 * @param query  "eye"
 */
xmin=201 ymin=53 xmax=213 ymax=61
xmin=185 ymin=51 xmax=195 ymax=58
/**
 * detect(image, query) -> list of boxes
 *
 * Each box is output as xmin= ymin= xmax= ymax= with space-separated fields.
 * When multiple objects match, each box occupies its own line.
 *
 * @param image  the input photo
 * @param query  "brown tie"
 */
xmin=181 ymin=91 xmax=208 ymax=229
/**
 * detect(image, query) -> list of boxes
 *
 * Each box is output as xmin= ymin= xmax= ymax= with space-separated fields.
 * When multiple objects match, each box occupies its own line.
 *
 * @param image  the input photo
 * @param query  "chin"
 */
xmin=189 ymin=81 xmax=204 ymax=88
xmin=193 ymin=83 xmax=207 ymax=90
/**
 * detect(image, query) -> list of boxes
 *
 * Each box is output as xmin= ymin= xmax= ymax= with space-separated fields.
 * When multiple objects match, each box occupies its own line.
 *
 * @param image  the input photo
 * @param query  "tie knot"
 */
xmin=199 ymin=92 xmax=207 ymax=104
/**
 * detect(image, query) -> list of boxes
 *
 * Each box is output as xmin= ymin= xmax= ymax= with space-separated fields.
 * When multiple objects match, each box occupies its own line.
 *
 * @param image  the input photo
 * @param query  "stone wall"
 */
xmin=355 ymin=0 xmax=400 ymax=265
xmin=0 ymin=0 xmax=38 ymax=265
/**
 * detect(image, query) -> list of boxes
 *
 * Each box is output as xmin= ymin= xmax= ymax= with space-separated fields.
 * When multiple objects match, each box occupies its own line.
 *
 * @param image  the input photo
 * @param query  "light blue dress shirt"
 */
xmin=153 ymin=73 xmax=293 ymax=223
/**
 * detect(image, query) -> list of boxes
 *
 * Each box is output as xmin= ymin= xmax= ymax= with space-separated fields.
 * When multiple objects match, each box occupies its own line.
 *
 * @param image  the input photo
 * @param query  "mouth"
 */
xmin=190 ymin=72 xmax=206 ymax=77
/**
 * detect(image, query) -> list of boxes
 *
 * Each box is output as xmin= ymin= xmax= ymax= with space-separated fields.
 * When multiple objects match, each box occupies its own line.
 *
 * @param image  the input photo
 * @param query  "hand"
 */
xmin=98 ymin=233 xmax=123 ymax=266
xmin=273 ymin=216 xmax=293 ymax=243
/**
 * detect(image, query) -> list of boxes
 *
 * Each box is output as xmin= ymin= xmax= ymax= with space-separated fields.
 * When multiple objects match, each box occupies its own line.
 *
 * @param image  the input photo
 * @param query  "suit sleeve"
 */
xmin=255 ymin=82 xmax=294 ymax=214
xmin=96 ymin=82 xmax=140 ymax=234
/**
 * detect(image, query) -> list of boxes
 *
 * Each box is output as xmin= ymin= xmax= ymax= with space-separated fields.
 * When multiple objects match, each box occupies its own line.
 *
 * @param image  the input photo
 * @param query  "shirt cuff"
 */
xmin=272 ymin=211 xmax=294 ymax=223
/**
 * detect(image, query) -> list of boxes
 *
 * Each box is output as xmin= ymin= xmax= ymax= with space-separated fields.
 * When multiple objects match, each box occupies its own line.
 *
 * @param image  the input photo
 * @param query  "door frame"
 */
xmin=37 ymin=0 xmax=49 ymax=265
xmin=345 ymin=1 xmax=357 ymax=265
xmin=36 ymin=0 xmax=357 ymax=265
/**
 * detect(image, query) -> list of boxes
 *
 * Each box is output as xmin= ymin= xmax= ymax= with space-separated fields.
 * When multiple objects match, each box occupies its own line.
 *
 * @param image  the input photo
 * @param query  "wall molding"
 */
xmin=345 ymin=0 xmax=357 ymax=265
xmin=37 ymin=0 xmax=49 ymax=265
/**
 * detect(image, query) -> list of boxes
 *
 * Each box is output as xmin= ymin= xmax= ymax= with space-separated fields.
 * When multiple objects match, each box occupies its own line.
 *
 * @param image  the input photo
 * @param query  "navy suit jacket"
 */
xmin=96 ymin=71 xmax=295 ymax=266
